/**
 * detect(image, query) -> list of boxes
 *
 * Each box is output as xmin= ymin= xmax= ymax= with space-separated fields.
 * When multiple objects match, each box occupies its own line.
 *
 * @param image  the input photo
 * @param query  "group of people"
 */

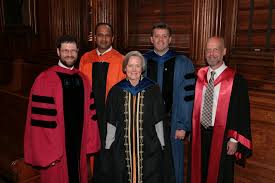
xmin=24 ymin=22 xmax=252 ymax=183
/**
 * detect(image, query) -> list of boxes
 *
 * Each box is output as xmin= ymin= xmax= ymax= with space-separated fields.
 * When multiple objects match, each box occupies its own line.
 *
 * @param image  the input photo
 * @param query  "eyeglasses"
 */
xmin=60 ymin=49 xmax=78 ymax=54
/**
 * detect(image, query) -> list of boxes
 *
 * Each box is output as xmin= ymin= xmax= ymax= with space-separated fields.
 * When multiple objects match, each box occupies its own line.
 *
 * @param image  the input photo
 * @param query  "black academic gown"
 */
xmin=102 ymin=77 xmax=174 ymax=183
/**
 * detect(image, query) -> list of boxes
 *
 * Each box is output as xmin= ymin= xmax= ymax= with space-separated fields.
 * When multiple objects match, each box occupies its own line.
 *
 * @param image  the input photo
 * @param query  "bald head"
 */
xmin=207 ymin=37 xmax=225 ymax=49
xmin=205 ymin=36 xmax=226 ymax=70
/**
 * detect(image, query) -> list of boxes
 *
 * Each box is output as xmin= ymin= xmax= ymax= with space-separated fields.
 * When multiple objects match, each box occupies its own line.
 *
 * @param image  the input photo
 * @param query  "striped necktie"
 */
xmin=201 ymin=71 xmax=215 ymax=129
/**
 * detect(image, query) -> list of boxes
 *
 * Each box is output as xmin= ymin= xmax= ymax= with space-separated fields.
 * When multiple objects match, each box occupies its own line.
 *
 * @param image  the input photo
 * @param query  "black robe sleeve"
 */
xmin=227 ymin=74 xmax=252 ymax=165
xmin=99 ymin=86 xmax=118 ymax=182
xmin=151 ymin=84 xmax=176 ymax=183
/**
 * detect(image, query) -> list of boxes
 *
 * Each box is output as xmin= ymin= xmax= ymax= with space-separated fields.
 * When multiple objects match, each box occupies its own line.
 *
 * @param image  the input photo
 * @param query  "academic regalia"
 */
xmin=24 ymin=65 xmax=101 ymax=183
xmin=79 ymin=48 xmax=124 ymax=142
xmin=102 ymin=77 xmax=174 ymax=183
xmin=191 ymin=67 xmax=252 ymax=183
xmin=144 ymin=50 xmax=195 ymax=183
xmin=79 ymin=48 xmax=124 ymax=181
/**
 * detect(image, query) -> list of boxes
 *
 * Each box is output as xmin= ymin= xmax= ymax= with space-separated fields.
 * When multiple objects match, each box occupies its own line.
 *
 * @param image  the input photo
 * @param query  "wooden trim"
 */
xmin=248 ymin=0 xmax=254 ymax=47
xmin=123 ymin=0 xmax=129 ymax=49
xmin=265 ymin=0 xmax=273 ymax=49
xmin=0 ymin=0 xmax=4 ymax=32
xmin=223 ymin=0 xmax=238 ymax=56
xmin=191 ymin=0 xmax=223 ymax=65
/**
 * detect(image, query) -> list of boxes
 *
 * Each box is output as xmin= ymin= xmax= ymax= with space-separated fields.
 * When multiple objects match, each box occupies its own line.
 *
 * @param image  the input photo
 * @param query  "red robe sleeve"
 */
xmin=81 ymin=73 xmax=101 ymax=154
xmin=24 ymin=71 xmax=64 ymax=167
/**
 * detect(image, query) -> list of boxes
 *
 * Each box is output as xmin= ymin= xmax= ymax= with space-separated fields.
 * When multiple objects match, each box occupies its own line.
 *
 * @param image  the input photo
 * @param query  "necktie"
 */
xmin=201 ymin=71 xmax=215 ymax=129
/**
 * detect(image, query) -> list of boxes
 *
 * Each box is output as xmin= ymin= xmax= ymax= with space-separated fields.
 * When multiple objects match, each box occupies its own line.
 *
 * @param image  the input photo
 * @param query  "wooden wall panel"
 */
xmin=88 ymin=0 xmax=119 ymax=48
xmin=228 ymin=48 xmax=275 ymax=182
xmin=191 ymin=0 xmax=223 ymax=65
xmin=49 ymin=0 xmax=84 ymax=48
xmin=234 ymin=91 xmax=275 ymax=183
xmin=0 ymin=0 xmax=88 ymax=60
xmin=125 ymin=0 xmax=192 ymax=53
xmin=49 ymin=0 xmax=64 ymax=46
xmin=235 ymin=0 xmax=275 ymax=50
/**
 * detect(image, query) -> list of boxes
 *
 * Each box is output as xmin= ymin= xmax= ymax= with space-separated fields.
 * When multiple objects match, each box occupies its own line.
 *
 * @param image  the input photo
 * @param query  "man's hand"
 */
xmin=227 ymin=141 xmax=238 ymax=155
xmin=175 ymin=129 xmax=186 ymax=140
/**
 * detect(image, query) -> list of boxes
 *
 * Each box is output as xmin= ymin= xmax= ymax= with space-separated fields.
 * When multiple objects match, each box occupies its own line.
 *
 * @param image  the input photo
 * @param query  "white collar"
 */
xmin=153 ymin=48 xmax=169 ymax=56
xmin=96 ymin=46 xmax=112 ymax=56
xmin=58 ymin=60 xmax=74 ymax=70
xmin=207 ymin=62 xmax=227 ymax=81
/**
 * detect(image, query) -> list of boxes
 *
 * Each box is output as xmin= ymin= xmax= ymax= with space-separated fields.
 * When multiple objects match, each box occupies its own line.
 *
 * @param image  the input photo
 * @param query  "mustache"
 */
xmin=64 ymin=56 xmax=76 ymax=59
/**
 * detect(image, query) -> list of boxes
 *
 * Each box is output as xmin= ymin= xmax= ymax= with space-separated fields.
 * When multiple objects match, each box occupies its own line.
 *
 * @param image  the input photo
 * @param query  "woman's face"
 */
xmin=125 ymin=56 xmax=143 ymax=84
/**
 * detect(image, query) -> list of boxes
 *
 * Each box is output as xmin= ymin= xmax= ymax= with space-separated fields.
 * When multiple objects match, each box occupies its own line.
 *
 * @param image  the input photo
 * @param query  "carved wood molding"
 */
xmin=0 ymin=0 xmax=4 ymax=32
xmin=191 ymin=0 xmax=223 ymax=65
xmin=223 ymin=0 xmax=238 ymax=56
xmin=48 ymin=0 xmax=83 ymax=49
xmin=49 ymin=0 xmax=64 ymax=44
xmin=89 ymin=0 xmax=118 ymax=48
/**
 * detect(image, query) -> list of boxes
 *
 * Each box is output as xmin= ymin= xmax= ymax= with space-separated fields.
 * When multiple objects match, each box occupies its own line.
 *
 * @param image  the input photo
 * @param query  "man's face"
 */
xmin=57 ymin=42 xmax=78 ymax=67
xmin=205 ymin=38 xmax=226 ymax=70
xmin=150 ymin=28 xmax=171 ymax=53
xmin=95 ymin=25 xmax=113 ymax=52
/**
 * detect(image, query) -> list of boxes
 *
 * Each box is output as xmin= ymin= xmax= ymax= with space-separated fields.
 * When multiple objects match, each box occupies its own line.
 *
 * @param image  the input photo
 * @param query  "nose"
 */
xmin=207 ymin=50 xmax=215 ymax=56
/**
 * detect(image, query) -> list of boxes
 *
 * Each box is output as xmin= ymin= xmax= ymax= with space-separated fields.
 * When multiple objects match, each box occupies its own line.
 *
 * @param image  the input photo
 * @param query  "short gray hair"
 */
xmin=122 ymin=51 xmax=146 ymax=74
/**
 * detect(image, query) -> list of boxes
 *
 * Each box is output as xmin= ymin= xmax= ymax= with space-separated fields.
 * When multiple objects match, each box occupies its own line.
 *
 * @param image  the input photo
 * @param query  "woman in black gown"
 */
xmin=102 ymin=51 xmax=174 ymax=183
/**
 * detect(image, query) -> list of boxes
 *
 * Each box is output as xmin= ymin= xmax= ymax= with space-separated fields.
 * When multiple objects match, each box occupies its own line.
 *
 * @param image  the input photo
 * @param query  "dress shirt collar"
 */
xmin=153 ymin=48 xmax=169 ymax=56
xmin=207 ymin=62 xmax=227 ymax=81
xmin=96 ymin=46 xmax=112 ymax=56
xmin=58 ymin=60 xmax=74 ymax=70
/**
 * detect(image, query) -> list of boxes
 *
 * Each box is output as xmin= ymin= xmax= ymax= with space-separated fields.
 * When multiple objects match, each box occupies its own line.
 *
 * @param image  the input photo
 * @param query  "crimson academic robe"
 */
xmin=24 ymin=65 xmax=101 ymax=183
xmin=191 ymin=67 xmax=252 ymax=183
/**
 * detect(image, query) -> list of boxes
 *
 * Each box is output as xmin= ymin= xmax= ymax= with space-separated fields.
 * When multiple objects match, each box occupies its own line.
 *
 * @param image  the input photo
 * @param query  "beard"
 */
xmin=59 ymin=56 xmax=76 ymax=68
xmin=206 ymin=57 xmax=223 ymax=68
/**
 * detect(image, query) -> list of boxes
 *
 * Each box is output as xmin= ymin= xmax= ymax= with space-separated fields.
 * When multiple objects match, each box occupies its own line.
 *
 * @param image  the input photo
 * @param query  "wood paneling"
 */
xmin=235 ymin=0 xmax=275 ymax=50
xmin=88 ymin=0 xmax=119 ymax=48
xmin=223 ymin=0 xmax=238 ymax=55
xmin=124 ymin=0 xmax=192 ymax=53
xmin=49 ymin=0 xmax=84 ymax=48
xmin=228 ymin=49 xmax=275 ymax=182
xmin=233 ymin=90 xmax=275 ymax=183
xmin=191 ymin=0 xmax=223 ymax=65
xmin=0 ymin=0 xmax=88 ymax=61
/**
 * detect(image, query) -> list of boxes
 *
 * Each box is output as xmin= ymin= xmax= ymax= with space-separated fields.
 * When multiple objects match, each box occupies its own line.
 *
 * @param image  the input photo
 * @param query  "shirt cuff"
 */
xmin=229 ymin=138 xmax=238 ymax=143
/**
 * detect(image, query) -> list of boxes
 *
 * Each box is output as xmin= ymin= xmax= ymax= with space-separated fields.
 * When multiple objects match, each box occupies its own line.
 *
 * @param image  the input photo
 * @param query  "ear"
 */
xmin=223 ymin=48 xmax=227 ymax=56
xmin=168 ymin=36 xmax=172 ymax=44
xmin=57 ymin=48 xmax=60 ymax=57
xmin=150 ymin=36 xmax=154 ymax=44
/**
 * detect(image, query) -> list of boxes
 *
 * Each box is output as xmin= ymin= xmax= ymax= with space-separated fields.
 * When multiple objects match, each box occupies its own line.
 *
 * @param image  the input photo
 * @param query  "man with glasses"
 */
xmin=24 ymin=35 xmax=101 ymax=183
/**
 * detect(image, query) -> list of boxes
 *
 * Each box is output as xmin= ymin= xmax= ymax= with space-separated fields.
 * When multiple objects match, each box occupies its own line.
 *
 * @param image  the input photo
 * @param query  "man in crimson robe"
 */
xmin=190 ymin=36 xmax=252 ymax=183
xmin=24 ymin=35 xmax=101 ymax=183
xmin=79 ymin=22 xmax=125 ymax=182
